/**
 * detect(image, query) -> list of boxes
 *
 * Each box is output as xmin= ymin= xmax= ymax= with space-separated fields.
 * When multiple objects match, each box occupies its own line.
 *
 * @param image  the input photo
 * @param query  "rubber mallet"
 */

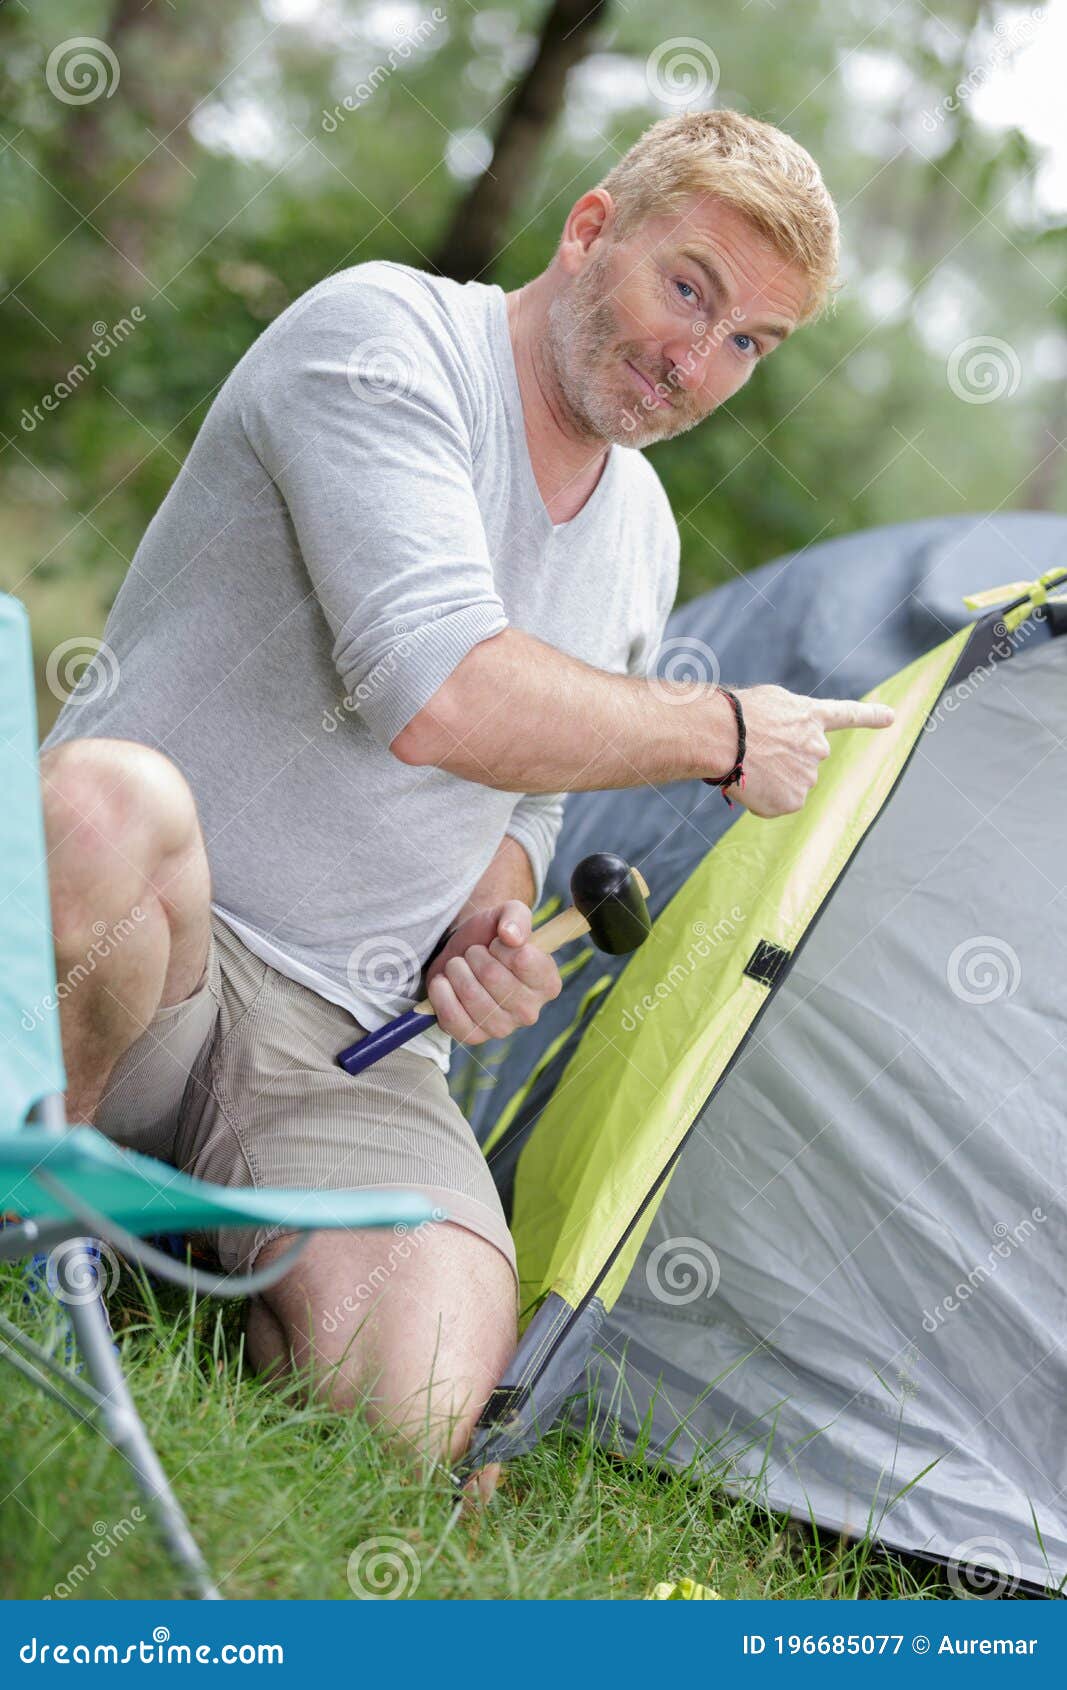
xmin=336 ymin=851 xmax=651 ymax=1076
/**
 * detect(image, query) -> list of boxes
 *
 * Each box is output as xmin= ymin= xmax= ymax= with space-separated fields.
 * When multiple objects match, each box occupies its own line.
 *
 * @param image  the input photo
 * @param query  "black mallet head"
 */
xmin=570 ymin=852 xmax=651 ymax=955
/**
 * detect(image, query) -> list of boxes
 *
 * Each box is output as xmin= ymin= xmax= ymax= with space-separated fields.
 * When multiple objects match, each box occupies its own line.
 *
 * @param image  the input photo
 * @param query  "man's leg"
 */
xmin=246 ymin=1223 xmax=517 ymax=1496
xmin=40 ymin=737 xmax=212 ymax=1124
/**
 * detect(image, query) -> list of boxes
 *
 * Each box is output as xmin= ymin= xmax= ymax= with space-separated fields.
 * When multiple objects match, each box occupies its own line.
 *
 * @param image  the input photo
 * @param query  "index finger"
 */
xmin=814 ymin=697 xmax=895 ymax=732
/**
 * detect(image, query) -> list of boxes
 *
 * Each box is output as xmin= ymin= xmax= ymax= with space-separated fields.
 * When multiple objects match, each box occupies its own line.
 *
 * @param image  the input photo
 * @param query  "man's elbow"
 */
xmin=390 ymin=712 xmax=433 ymax=765
xmin=390 ymin=638 xmax=509 ymax=772
xmin=390 ymin=688 xmax=459 ymax=767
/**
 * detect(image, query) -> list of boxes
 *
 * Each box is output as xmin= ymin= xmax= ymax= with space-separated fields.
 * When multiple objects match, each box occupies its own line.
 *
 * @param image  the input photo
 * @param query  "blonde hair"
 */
xmin=595 ymin=109 xmax=840 ymax=323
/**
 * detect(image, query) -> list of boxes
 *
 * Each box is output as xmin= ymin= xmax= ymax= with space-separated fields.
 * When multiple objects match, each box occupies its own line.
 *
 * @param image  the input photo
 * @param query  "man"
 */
xmin=42 ymin=109 xmax=892 ymax=1493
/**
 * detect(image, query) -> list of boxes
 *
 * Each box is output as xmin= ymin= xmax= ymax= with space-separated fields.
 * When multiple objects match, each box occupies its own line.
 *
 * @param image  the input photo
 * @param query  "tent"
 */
xmin=452 ymin=513 xmax=1067 ymax=1595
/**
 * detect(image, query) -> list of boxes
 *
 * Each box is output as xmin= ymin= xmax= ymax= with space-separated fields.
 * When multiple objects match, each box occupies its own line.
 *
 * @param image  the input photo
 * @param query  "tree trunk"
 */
xmin=53 ymin=0 xmax=222 ymax=279
xmin=433 ymin=0 xmax=612 ymax=282
xmin=1014 ymin=377 xmax=1067 ymax=510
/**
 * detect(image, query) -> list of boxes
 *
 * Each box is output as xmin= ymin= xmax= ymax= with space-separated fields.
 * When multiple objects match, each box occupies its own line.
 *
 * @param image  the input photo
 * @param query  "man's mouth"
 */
xmin=624 ymin=359 xmax=672 ymax=410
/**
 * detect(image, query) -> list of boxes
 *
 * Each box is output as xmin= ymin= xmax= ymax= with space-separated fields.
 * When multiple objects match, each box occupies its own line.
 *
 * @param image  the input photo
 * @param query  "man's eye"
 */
xmin=734 ymin=333 xmax=759 ymax=357
xmin=674 ymin=279 xmax=698 ymax=304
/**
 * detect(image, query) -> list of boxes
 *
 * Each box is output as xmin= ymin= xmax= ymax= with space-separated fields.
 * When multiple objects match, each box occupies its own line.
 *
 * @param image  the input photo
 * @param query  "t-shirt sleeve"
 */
xmin=239 ymin=273 xmax=508 ymax=749
xmin=505 ymin=791 xmax=567 ymax=909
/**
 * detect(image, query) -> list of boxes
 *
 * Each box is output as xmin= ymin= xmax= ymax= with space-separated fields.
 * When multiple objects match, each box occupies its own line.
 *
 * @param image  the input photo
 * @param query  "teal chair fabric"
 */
xmin=0 ymin=594 xmax=66 ymax=1134
xmin=0 ymin=1124 xmax=438 ymax=1236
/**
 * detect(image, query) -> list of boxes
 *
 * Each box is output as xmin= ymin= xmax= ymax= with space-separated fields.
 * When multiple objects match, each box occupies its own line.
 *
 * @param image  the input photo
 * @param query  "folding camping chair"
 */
xmin=0 ymin=593 xmax=439 ymax=1599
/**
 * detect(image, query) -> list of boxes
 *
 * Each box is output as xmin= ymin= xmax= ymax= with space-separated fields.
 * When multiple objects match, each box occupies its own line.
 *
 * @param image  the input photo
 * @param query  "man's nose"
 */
xmin=662 ymin=334 xmax=713 ymax=396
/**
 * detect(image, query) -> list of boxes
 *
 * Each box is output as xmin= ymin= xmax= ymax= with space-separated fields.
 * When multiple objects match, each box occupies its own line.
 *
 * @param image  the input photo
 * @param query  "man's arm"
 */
xmin=453 ymin=833 xmax=535 ymax=927
xmin=391 ymin=626 xmax=727 ymax=790
xmin=392 ymin=626 xmax=895 ymax=818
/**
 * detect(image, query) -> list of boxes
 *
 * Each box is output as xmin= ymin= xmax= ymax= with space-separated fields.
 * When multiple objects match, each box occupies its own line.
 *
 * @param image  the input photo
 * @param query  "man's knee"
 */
xmin=254 ymin=1223 xmax=518 ymax=1454
xmin=42 ymin=738 xmax=206 ymax=941
xmin=42 ymin=737 xmax=201 ymax=864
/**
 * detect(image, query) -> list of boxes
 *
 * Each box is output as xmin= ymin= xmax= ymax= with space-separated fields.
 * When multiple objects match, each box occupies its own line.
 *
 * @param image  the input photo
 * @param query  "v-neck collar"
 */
xmin=488 ymin=283 xmax=619 ymax=540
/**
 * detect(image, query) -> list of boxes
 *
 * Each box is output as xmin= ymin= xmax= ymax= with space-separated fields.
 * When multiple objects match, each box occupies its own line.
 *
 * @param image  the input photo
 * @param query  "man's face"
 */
xmin=545 ymin=193 xmax=811 ymax=449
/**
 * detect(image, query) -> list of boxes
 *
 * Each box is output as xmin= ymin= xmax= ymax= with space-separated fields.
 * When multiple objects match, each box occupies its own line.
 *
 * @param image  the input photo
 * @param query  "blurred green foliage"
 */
xmin=2 ymin=0 xmax=1065 ymax=728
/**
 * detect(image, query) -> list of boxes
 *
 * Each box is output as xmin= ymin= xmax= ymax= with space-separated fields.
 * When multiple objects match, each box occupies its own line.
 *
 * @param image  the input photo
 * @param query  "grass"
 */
xmin=0 ymin=1259 xmax=962 ymax=1602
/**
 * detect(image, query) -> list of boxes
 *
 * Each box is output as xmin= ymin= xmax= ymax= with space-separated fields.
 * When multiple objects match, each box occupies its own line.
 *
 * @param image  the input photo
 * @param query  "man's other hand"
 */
xmin=423 ymin=900 xmax=562 ymax=1046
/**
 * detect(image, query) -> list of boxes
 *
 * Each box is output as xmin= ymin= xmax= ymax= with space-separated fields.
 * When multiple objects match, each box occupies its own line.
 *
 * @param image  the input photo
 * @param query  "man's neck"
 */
xmin=505 ymin=279 xmax=610 ymax=526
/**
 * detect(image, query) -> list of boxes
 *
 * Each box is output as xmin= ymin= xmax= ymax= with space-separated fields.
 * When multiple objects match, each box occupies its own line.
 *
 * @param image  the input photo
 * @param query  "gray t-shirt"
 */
xmin=46 ymin=260 xmax=679 ymax=1069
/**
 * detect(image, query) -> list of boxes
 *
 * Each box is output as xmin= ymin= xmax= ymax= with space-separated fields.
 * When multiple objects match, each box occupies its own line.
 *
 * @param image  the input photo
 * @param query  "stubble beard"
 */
xmin=544 ymin=258 xmax=701 ymax=448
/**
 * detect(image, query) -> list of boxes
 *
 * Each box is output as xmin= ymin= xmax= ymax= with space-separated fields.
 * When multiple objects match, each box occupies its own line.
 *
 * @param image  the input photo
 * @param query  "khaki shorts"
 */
xmin=94 ymin=912 xmax=517 ymax=1285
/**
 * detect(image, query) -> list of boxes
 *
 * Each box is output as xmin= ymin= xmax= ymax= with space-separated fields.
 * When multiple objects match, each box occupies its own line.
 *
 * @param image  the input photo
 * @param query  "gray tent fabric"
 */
xmin=451 ymin=512 xmax=1067 ymax=1587
xmin=580 ymin=631 xmax=1066 ymax=1591
xmin=464 ymin=1295 xmax=609 ymax=1472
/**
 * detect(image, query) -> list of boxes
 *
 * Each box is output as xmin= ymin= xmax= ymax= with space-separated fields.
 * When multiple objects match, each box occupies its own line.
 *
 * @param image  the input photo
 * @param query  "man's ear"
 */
xmin=560 ymin=188 xmax=614 ymax=271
